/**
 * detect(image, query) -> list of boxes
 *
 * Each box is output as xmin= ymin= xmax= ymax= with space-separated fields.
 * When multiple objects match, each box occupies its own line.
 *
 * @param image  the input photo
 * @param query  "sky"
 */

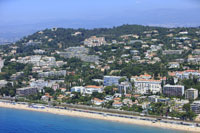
xmin=0 ymin=0 xmax=200 ymax=41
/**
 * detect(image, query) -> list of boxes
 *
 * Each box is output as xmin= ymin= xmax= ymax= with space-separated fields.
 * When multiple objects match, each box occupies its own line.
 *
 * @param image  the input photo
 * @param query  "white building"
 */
xmin=103 ymin=76 xmax=124 ymax=86
xmin=0 ymin=80 xmax=8 ymax=88
xmin=132 ymin=74 xmax=163 ymax=94
xmin=173 ymin=99 xmax=189 ymax=112
xmin=30 ymin=79 xmax=64 ymax=92
xmin=38 ymin=70 xmax=66 ymax=78
xmin=84 ymin=36 xmax=106 ymax=47
xmin=191 ymin=101 xmax=200 ymax=114
xmin=84 ymin=85 xmax=103 ymax=94
xmin=34 ymin=49 xmax=45 ymax=54
xmin=168 ymin=62 xmax=180 ymax=69
xmin=118 ymin=82 xmax=132 ymax=94
xmin=112 ymin=101 xmax=123 ymax=108
xmin=185 ymin=88 xmax=198 ymax=100
xmin=71 ymin=86 xmax=85 ymax=94
xmin=30 ymin=79 xmax=48 ymax=91
xmin=175 ymin=70 xmax=200 ymax=80
xmin=0 ymin=58 xmax=4 ymax=73
xmin=148 ymin=95 xmax=170 ymax=103
xmin=17 ymin=55 xmax=58 ymax=68
xmin=92 ymin=98 xmax=104 ymax=106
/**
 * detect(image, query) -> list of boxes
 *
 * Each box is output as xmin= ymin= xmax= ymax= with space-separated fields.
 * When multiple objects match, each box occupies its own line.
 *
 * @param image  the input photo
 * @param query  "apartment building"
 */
xmin=185 ymin=88 xmax=198 ymax=100
xmin=163 ymin=84 xmax=184 ymax=97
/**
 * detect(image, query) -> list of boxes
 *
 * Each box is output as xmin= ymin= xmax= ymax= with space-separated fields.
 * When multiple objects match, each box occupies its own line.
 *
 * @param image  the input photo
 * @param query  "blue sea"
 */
xmin=0 ymin=107 xmax=182 ymax=133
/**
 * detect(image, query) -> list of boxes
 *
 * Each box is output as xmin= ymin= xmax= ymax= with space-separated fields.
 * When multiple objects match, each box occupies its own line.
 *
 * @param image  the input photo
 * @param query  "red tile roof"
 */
xmin=85 ymin=85 xmax=102 ymax=89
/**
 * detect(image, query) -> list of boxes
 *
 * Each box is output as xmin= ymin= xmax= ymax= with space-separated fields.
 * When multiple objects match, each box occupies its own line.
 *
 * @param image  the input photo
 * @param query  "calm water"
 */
xmin=0 ymin=107 xmax=182 ymax=133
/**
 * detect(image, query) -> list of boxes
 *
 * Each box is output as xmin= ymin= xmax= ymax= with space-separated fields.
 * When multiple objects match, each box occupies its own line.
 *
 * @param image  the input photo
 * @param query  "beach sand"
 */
xmin=0 ymin=102 xmax=200 ymax=132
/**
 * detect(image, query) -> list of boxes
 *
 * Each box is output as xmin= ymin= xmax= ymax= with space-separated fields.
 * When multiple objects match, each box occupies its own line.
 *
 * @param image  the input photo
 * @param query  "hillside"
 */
xmin=13 ymin=25 xmax=167 ymax=51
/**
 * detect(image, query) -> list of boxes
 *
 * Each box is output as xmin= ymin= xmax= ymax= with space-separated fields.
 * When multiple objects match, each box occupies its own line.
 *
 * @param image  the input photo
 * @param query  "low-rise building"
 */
xmin=163 ymin=50 xmax=183 ymax=55
xmin=191 ymin=101 xmax=200 ymax=114
xmin=30 ymin=79 xmax=64 ymax=91
xmin=104 ymin=95 xmax=113 ymax=101
xmin=168 ymin=62 xmax=180 ymax=69
xmin=187 ymin=55 xmax=200 ymax=64
xmin=173 ymin=99 xmax=189 ymax=112
xmin=30 ymin=79 xmax=48 ymax=90
xmin=169 ymin=70 xmax=200 ymax=81
xmin=112 ymin=101 xmax=123 ymax=108
xmin=0 ymin=80 xmax=8 ymax=88
xmin=192 ymin=49 xmax=200 ymax=55
xmin=33 ymin=49 xmax=45 ymax=54
xmin=122 ymin=99 xmax=133 ymax=106
xmin=41 ymin=93 xmax=52 ymax=102
xmin=84 ymin=36 xmax=107 ymax=47
xmin=59 ymin=88 xmax=67 ymax=92
xmin=148 ymin=95 xmax=170 ymax=103
xmin=132 ymin=56 xmax=141 ymax=61
xmin=71 ymin=86 xmax=85 ymax=94
xmin=92 ymin=98 xmax=104 ymax=106
xmin=130 ymin=50 xmax=139 ymax=55
xmin=38 ymin=70 xmax=66 ymax=78
xmin=58 ymin=47 xmax=99 ymax=63
xmin=85 ymin=85 xmax=103 ymax=94
xmin=10 ymin=72 xmax=24 ymax=80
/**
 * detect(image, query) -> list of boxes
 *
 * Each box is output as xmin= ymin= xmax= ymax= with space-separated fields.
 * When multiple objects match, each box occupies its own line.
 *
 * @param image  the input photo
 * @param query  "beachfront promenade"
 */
xmin=0 ymin=100 xmax=200 ymax=132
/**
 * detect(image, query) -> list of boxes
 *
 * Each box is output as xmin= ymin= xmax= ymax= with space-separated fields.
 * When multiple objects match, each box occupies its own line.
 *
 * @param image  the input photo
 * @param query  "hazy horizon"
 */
xmin=0 ymin=0 xmax=200 ymax=42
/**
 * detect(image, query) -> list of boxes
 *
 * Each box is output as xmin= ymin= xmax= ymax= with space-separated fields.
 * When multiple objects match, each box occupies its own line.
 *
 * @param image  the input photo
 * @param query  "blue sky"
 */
xmin=0 ymin=0 xmax=200 ymax=41
xmin=1 ymin=0 xmax=199 ymax=25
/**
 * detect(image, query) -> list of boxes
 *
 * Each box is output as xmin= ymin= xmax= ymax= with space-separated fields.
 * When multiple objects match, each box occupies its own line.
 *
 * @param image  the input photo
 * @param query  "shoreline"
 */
xmin=0 ymin=102 xmax=200 ymax=132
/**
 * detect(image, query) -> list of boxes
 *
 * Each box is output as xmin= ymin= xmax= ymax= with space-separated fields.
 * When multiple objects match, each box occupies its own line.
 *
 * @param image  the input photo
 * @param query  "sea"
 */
xmin=0 ymin=107 xmax=182 ymax=133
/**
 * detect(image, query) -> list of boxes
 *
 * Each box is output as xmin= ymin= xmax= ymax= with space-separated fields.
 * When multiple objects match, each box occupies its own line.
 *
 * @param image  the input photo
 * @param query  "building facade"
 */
xmin=103 ymin=76 xmax=122 ymax=86
xmin=132 ymin=74 xmax=163 ymax=94
xmin=163 ymin=85 xmax=184 ymax=97
xmin=0 ymin=80 xmax=8 ymax=88
xmin=185 ymin=88 xmax=198 ymax=100
xmin=0 ymin=58 xmax=4 ymax=73
xmin=16 ymin=87 xmax=37 ymax=96
xmin=84 ymin=36 xmax=106 ymax=47
xmin=118 ymin=82 xmax=132 ymax=94
xmin=84 ymin=85 xmax=103 ymax=95
xmin=71 ymin=86 xmax=85 ymax=94
xmin=191 ymin=101 xmax=200 ymax=114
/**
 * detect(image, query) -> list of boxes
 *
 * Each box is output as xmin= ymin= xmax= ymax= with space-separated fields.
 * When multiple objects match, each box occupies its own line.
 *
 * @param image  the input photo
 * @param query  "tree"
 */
xmin=167 ymin=77 xmax=175 ymax=85
xmin=183 ymin=104 xmax=190 ymax=112
xmin=119 ymin=77 xmax=127 ymax=83
xmin=44 ymin=87 xmax=55 ymax=96
xmin=131 ymin=97 xmax=136 ymax=102
xmin=91 ymin=92 xmax=105 ymax=100
xmin=104 ymin=86 xmax=114 ymax=95
xmin=182 ymin=103 xmax=196 ymax=121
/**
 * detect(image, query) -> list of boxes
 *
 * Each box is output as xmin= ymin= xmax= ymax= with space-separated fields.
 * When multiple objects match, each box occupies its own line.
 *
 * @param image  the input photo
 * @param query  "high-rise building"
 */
xmin=103 ymin=76 xmax=122 ymax=86
xmin=131 ymin=74 xmax=164 ymax=94
xmin=16 ymin=87 xmax=37 ymax=96
xmin=118 ymin=82 xmax=132 ymax=94
xmin=163 ymin=84 xmax=184 ymax=97
xmin=185 ymin=88 xmax=198 ymax=100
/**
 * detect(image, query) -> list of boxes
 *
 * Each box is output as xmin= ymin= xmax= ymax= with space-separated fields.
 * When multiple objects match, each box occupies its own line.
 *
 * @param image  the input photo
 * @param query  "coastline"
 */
xmin=0 ymin=102 xmax=200 ymax=132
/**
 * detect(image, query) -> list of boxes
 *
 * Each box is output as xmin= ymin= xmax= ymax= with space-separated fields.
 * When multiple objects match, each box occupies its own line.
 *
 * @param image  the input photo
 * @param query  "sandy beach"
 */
xmin=0 ymin=102 xmax=200 ymax=132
